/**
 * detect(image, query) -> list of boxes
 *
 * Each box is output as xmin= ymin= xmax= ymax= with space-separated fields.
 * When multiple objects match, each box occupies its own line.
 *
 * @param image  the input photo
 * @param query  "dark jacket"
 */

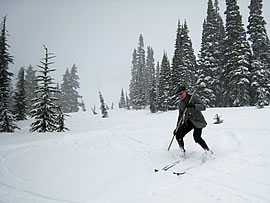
xmin=177 ymin=94 xmax=207 ymax=128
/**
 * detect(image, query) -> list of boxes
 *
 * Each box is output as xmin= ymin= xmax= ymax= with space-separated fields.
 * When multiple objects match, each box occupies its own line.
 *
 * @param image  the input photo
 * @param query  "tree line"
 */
xmin=128 ymin=0 xmax=270 ymax=112
xmin=0 ymin=16 xmax=83 ymax=132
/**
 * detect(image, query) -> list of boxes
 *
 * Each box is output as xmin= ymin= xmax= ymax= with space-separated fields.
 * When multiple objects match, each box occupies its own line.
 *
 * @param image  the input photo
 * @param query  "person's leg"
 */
xmin=193 ymin=127 xmax=210 ymax=151
xmin=176 ymin=120 xmax=193 ymax=151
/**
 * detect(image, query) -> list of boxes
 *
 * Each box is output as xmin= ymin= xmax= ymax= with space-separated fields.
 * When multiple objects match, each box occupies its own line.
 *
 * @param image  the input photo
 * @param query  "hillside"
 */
xmin=0 ymin=107 xmax=270 ymax=203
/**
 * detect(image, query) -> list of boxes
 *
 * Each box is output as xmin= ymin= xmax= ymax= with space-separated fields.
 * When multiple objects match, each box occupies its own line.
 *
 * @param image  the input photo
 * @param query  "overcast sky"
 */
xmin=1 ymin=0 xmax=270 ymax=110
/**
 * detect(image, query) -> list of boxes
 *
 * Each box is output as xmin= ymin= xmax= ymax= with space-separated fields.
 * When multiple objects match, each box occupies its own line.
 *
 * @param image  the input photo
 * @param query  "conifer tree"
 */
xmin=222 ymin=0 xmax=252 ymax=107
xmin=157 ymin=52 xmax=171 ymax=111
xmin=170 ymin=21 xmax=184 ymax=109
xmin=69 ymin=64 xmax=81 ymax=112
xmin=119 ymin=88 xmax=126 ymax=108
xmin=129 ymin=49 xmax=138 ymax=108
xmin=0 ymin=15 xmax=18 ymax=132
xmin=125 ymin=93 xmax=130 ymax=110
xmin=180 ymin=21 xmax=197 ymax=91
xmin=99 ymin=91 xmax=108 ymax=118
xmin=60 ymin=68 xmax=73 ymax=112
xmin=197 ymin=0 xmax=225 ymax=107
xmin=149 ymin=72 xmax=158 ymax=113
xmin=170 ymin=20 xmax=197 ymax=110
xmin=247 ymin=0 xmax=270 ymax=106
xmin=55 ymin=106 xmax=69 ymax=132
xmin=145 ymin=46 xmax=155 ymax=104
xmin=25 ymin=65 xmax=37 ymax=115
xmin=30 ymin=45 xmax=60 ymax=132
xmin=59 ymin=64 xmax=81 ymax=113
xmin=135 ymin=34 xmax=147 ymax=109
xmin=13 ymin=67 xmax=27 ymax=120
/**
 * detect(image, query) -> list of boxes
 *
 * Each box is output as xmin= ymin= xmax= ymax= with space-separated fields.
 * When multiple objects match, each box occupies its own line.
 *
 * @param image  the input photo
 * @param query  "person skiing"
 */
xmin=173 ymin=86 xmax=212 ymax=157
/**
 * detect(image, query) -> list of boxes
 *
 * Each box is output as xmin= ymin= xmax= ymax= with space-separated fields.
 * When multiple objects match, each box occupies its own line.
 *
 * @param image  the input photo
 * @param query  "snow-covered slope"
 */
xmin=0 ymin=107 xmax=270 ymax=203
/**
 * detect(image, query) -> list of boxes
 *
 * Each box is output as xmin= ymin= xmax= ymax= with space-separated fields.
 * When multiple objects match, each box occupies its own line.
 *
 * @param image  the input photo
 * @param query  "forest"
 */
xmin=127 ymin=0 xmax=270 ymax=112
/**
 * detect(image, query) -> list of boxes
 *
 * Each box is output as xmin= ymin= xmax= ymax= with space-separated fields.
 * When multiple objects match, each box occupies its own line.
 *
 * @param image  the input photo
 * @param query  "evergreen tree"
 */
xmin=247 ymin=0 xmax=270 ymax=106
xmin=155 ymin=61 xmax=160 ymax=99
xmin=69 ymin=64 xmax=81 ymax=112
xmin=13 ymin=67 xmax=27 ymax=120
xmin=145 ymin=46 xmax=155 ymax=104
xmin=180 ymin=21 xmax=197 ymax=91
xmin=0 ymin=15 xmax=18 ymax=132
xmin=30 ymin=45 xmax=60 ymax=132
xmin=129 ymin=34 xmax=149 ymax=109
xmin=59 ymin=64 xmax=81 ymax=113
xmin=55 ymin=106 xmax=69 ymax=132
xmin=135 ymin=34 xmax=147 ymax=109
xmin=149 ymin=71 xmax=157 ymax=113
xmin=157 ymin=52 xmax=171 ymax=111
xmin=129 ymin=49 xmax=138 ymax=108
xmin=25 ymin=65 xmax=37 ymax=115
xmin=60 ymin=68 xmax=72 ymax=112
xmin=170 ymin=21 xmax=184 ymax=109
xmin=125 ymin=93 xmax=130 ymax=110
xmin=197 ymin=0 xmax=225 ymax=107
xmin=170 ymin=20 xmax=197 ymax=110
xmin=222 ymin=0 xmax=252 ymax=107
xmin=99 ymin=91 xmax=108 ymax=118
xmin=119 ymin=88 xmax=126 ymax=108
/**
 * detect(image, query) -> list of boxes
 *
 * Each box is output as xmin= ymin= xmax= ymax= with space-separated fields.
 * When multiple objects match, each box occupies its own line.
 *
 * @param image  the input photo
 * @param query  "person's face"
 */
xmin=178 ymin=90 xmax=187 ymax=101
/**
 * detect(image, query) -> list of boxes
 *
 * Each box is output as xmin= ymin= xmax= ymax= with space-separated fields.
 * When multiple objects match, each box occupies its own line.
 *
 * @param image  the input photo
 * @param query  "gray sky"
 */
xmin=1 ymin=0 xmax=270 ymax=110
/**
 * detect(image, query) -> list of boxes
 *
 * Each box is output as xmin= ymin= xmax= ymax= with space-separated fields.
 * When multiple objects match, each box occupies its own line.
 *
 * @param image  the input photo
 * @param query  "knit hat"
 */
xmin=176 ymin=86 xmax=186 ymax=95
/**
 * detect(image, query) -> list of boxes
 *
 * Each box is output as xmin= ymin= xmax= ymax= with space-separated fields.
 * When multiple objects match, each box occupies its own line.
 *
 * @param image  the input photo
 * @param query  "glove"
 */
xmin=186 ymin=103 xmax=195 ymax=108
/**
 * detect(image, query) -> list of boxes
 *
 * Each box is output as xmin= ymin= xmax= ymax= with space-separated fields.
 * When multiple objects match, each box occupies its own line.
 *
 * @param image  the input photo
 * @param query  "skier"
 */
xmin=173 ymin=86 xmax=212 ymax=157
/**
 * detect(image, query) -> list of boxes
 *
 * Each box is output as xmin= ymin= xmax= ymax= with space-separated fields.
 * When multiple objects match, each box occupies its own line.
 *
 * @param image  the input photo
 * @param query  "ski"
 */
xmin=173 ymin=172 xmax=186 ymax=176
xmin=154 ymin=159 xmax=183 ymax=172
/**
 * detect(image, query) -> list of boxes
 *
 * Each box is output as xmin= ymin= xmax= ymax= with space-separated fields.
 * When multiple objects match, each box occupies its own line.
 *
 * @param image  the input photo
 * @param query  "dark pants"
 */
xmin=176 ymin=119 xmax=209 ymax=151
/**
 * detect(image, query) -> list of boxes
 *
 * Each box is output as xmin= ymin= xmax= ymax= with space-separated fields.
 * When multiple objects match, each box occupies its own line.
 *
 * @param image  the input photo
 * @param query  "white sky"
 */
xmin=1 ymin=0 xmax=270 ymax=110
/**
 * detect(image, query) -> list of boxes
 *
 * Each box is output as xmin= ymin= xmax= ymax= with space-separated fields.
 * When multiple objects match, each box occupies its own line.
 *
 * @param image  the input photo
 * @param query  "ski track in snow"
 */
xmin=0 ymin=107 xmax=270 ymax=202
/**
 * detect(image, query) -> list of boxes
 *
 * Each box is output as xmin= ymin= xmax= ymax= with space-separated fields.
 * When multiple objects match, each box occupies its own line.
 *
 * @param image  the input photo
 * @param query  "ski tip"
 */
xmin=154 ymin=169 xmax=159 ymax=173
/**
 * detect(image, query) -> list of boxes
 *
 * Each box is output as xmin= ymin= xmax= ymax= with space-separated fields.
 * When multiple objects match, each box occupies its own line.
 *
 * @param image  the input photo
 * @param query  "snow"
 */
xmin=1 ymin=107 xmax=270 ymax=203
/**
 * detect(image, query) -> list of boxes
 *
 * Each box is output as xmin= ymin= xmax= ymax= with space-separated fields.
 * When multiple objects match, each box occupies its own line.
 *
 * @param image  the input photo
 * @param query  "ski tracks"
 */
xmin=0 ymin=137 xmax=83 ymax=203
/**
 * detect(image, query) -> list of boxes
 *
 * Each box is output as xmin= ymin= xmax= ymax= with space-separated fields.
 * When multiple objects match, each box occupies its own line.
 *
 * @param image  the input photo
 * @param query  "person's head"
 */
xmin=176 ymin=86 xmax=187 ymax=101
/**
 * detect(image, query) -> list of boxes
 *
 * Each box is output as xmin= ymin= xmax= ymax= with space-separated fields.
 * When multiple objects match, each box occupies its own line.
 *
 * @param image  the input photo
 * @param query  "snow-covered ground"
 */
xmin=0 ymin=107 xmax=270 ymax=203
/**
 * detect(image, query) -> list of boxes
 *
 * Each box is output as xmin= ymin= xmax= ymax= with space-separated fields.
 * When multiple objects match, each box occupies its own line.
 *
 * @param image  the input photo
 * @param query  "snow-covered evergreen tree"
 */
xmin=30 ymin=45 xmax=60 ymax=132
xmin=221 ymin=0 xmax=252 ymax=107
xmin=55 ymin=106 xmax=69 ymax=132
xmin=170 ymin=20 xmax=197 ymax=110
xmin=247 ymin=0 xmax=270 ymax=106
xmin=0 ymin=15 xmax=18 ymax=132
xmin=149 ymin=72 xmax=157 ymax=113
xmin=135 ymin=34 xmax=147 ymax=109
xmin=13 ymin=67 xmax=27 ymax=120
xmin=125 ymin=93 xmax=130 ymax=110
xmin=197 ymin=0 xmax=225 ymax=107
xmin=25 ymin=65 xmax=37 ymax=115
xmin=119 ymin=88 xmax=126 ymax=108
xmin=59 ymin=64 xmax=82 ymax=113
xmin=170 ymin=21 xmax=184 ymax=109
xmin=129 ymin=34 xmax=153 ymax=110
xmin=99 ymin=91 xmax=108 ymax=118
xmin=157 ymin=52 xmax=171 ymax=111
xmin=60 ymin=68 xmax=73 ymax=112
xmin=129 ymin=49 xmax=138 ymax=109
xmin=145 ymin=46 xmax=155 ymax=104
xmin=69 ymin=64 xmax=81 ymax=112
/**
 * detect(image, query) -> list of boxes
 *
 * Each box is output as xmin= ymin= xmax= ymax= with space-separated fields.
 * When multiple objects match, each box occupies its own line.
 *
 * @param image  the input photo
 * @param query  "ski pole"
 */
xmin=167 ymin=88 xmax=197 ymax=151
